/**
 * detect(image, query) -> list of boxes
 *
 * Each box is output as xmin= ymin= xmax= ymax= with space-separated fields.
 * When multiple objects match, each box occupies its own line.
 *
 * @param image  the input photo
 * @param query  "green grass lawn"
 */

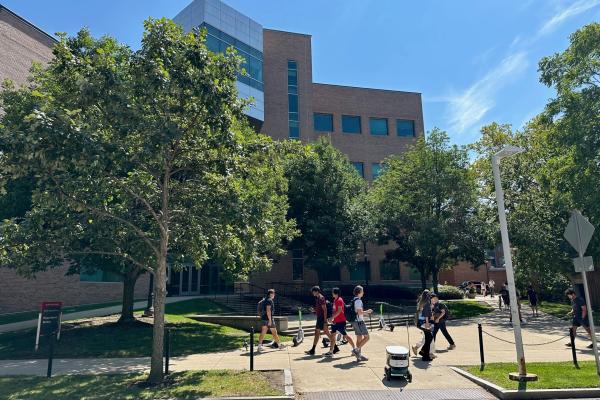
xmin=0 ymin=299 xmax=287 ymax=359
xmin=446 ymin=300 xmax=493 ymax=319
xmin=522 ymin=300 xmax=600 ymax=322
xmin=465 ymin=361 xmax=600 ymax=390
xmin=0 ymin=370 xmax=282 ymax=400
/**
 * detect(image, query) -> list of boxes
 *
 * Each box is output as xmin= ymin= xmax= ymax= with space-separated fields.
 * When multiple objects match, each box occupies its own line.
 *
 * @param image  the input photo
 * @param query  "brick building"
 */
xmin=0 ymin=5 xmax=150 ymax=313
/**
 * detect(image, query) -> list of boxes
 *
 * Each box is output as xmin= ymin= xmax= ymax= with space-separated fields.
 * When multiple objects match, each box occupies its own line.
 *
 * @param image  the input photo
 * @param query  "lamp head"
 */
xmin=494 ymin=145 xmax=525 ymax=159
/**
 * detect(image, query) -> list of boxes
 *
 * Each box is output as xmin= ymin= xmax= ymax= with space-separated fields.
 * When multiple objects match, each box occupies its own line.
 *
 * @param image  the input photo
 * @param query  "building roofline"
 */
xmin=0 ymin=4 xmax=57 ymax=43
xmin=263 ymin=27 xmax=311 ymax=38
xmin=313 ymin=82 xmax=422 ymax=96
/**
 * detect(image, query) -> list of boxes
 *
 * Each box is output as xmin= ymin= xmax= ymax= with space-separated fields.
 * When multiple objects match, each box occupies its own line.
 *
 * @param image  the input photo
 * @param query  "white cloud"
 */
xmin=538 ymin=0 xmax=600 ymax=37
xmin=446 ymin=52 xmax=529 ymax=134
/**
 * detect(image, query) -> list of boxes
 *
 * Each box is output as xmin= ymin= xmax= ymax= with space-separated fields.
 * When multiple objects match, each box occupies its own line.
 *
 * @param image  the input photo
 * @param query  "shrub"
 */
xmin=435 ymin=285 xmax=465 ymax=300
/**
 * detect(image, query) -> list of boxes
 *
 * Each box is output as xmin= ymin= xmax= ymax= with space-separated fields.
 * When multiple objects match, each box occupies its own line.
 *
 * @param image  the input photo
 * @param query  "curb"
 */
xmin=202 ymin=368 xmax=294 ymax=400
xmin=451 ymin=366 xmax=600 ymax=400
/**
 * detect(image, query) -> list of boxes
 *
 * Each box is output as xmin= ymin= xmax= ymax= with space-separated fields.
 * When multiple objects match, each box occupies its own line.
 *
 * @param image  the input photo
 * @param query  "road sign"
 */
xmin=573 ymin=256 xmax=594 ymax=272
xmin=35 ymin=302 xmax=62 ymax=351
xmin=564 ymin=210 xmax=595 ymax=255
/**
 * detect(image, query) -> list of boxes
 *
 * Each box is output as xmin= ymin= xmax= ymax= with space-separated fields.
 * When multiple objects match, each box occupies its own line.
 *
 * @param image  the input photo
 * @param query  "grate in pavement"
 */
xmin=300 ymin=389 xmax=497 ymax=400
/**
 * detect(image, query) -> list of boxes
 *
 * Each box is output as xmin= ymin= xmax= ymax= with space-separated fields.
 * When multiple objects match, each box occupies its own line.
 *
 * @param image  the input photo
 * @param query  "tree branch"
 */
xmin=67 ymin=250 xmax=153 ymax=274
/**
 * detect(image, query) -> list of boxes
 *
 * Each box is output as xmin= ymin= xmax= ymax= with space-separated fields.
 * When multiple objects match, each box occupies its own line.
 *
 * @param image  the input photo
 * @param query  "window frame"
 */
xmin=313 ymin=112 xmax=334 ymax=132
xmin=396 ymin=119 xmax=416 ymax=137
xmin=369 ymin=117 xmax=389 ymax=136
xmin=342 ymin=115 xmax=362 ymax=134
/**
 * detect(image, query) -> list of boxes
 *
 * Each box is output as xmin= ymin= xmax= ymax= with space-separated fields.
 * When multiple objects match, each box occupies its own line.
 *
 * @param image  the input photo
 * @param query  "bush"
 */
xmin=435 ymin=285 xmax=465 ymax=300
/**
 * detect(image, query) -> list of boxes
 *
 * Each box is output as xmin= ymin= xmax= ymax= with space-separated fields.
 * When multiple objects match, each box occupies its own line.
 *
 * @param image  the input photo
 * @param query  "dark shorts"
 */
xmin=573 ymin=318 xmax=589 ymax=327
xmin=530 ymin=299 xmax=538 ymax=307
xmin=331 ymin=322 xmax=347 ymax=335
xmin=315 ymin=315 xmax=325 ymax=330
xmin=261 ymin=319 xmax=274 ymax=328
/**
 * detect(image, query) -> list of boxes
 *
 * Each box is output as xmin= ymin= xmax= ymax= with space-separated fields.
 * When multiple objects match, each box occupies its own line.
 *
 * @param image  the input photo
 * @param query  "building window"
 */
xmin=349 ymin=261 xmax=368 ymax=281
xmin=396 ymin=119 xmax=415 ymax=137
xmin=201 ymin=22 xmax=263 ymax=91
xmin=80 ymin=269 xmax=122 ymax=283
xmin=369 ymin=117 xmax=388 ymax=135
xmin=372 ymin=163 xmax=383 ymax=179
xmin=409 ymin=266 xmax=421 ymax=281
xmin=380 ymin=260 xmax=400 ymax=280
xmin=288 ymin=60 xmax=299 ymax=139
xmin=342 ymin=115 xmax=361 ymax=134
xmin=314 ymin=113 xmax=333 ymax=132
xmin=322 ymin=267 xmax=341 ymax=281
xmin=352 ymin=162 xmax=364 ymax=178
xmin=292 ymin=249 xmax=304 ymax=280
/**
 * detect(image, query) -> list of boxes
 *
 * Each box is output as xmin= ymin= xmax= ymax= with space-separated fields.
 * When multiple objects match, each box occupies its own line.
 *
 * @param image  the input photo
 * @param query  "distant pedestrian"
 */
xmin=500 ymin=283 xmax=523 ymax=324
xmin=481 ymin=282 xmax=487 ymax=297
xmin=565 ymin=288 xmax=594 ymax=349
xmin=489 ymin=279 xmax=495 ymax=298
xmin=257 ymin=289 xmax=285 ymax=352
xmin=499 ymin=284 xmax=509 ymax=311
xmin=431 ymin=294 xmax=455 ymax=350
xmin=326 ymin=287 xmax=358 ymax=357
xmin=527 ymin=285 xmax=539 ymax=317
xmin=305 ymin=286 xmax=333 ymax=356
xmin=412 ymin=289 xmax=434 ymax=361
xmin=351 ymin=285 xmax=373 ymax=361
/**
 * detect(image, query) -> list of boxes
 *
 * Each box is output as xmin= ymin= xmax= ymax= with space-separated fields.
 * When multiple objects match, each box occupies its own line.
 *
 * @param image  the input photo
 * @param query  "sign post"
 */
xmin=564 ymin=210 xmax=600 ymax=375
xmin=35 ymin=302 xmax=63 ymax=378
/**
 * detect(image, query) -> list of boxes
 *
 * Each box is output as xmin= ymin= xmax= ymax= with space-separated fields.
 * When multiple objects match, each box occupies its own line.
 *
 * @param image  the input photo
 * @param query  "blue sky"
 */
xmin=3 ymin=0 xmax=600 ymax=145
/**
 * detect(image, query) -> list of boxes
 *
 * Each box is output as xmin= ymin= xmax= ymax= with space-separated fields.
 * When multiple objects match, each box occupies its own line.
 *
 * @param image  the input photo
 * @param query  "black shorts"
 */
xmin=316 ymin=315 xmax=325 ymax=330
xmin=573 ymin=318 xmax=589 ymax=327
xmin=331 ymin=322 xmax=347 ymax=335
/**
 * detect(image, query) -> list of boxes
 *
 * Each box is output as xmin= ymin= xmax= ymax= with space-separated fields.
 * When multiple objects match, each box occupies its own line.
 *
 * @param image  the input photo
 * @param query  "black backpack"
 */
xmin=345 ymin=297 xmax=358 ymax=322
xmin=257 ymin=298 xmax=265 ymax=317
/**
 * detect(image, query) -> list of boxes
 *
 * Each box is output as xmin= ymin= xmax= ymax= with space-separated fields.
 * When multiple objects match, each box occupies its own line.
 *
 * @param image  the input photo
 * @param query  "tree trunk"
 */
xmin=118 ymin=270 xmax=139 ymax=323
xmin=148 ymin=250 xmax=167 ymax=383
xmin=432 ymin=268 xmax=439 ymax=294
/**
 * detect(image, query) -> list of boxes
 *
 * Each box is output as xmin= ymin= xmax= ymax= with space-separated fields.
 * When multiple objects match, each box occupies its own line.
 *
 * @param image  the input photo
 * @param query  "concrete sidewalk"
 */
xmin=0 ymin=296 xmax=203 ymax=333
xmin=0 ymin=305 xmax=595 ymax=393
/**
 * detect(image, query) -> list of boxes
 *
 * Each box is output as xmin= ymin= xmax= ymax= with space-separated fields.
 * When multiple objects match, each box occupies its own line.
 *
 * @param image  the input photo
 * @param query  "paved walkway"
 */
xmin=0 ymin=300 xmax=596 ymax=395
xmin=0 ymin=296 xmax=204 ymax=333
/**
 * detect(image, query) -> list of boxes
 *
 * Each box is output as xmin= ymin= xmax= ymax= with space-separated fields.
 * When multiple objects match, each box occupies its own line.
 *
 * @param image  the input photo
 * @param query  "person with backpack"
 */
xmin=412 ymin=289 xmax=434 ymax=361
xmin=257 ymin=289 xmax=285 ymax=352
xmin=305 ymin=286 xmax=334 ymax=356
xmin=527 ymin=285 xmax=539 ymax=317
xmin=324 ymin=287 xmax=358 ymax=357
xmin=350 ymin=285 xmax=373 ymax=361
xmin=431 ymin=294 xmax=455 ymax=350
xmin=565 ymin=288 xmax=594 ymax=349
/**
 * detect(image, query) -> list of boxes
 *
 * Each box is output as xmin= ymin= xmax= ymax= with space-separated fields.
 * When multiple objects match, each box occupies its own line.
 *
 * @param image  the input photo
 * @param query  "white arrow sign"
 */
xmin=564 ymin=210 xmax=595 ymax=255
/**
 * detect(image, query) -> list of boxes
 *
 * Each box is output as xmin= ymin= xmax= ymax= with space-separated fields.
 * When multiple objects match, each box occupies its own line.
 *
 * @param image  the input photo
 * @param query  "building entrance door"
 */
xmin=180 ymin=265 xmax=200 ymax=295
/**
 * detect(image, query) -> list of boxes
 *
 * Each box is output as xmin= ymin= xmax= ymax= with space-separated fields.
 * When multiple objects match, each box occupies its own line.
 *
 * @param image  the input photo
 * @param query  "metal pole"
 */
xmin=478 ymin=323 xmax=485 ymax=370
xmin=570 ymin=326 xmax=579 ymax=368
xmin=574 ymin=214 xmax=600 ymax=375
xmin=46 ymin=332 xmax=55 ymax=378
xmin=164 ymin=328 xmax=170 ymax=375
xmin=492 ymin=155 xmax=527 ymax=377
xmin=250 ymin=327 xmax=254 ymax=371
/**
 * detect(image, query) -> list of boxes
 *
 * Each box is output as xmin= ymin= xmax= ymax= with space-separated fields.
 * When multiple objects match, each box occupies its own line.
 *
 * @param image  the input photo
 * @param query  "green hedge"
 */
xmin=435 ymin=285 xmax=465 ymax=300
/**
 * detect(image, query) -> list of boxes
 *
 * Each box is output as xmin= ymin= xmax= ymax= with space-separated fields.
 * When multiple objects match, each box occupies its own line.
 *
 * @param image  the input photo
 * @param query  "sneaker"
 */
xmin=324 ymin=351 xmax=333 ymax=357
xmin=257 ymin=345 xmax=264 ymax=353
xmin=277 ymin=343 xmax=287 ymax=350
xmin=305 ymin=348 xmax=315 ymax=355
xmin=587 ymin=343 xmax=594 ymax=349
xmin=448 ymin=344 xmax=456 ymax=350
xmin=429 ymin=353 xmax=437 ymax=359
xmin=333 ymin=345 xmax=340 ymax=354
xmin=411 ymin=345 xmax=419 ymax=356
xmin=359 ymin=354 xmax=369 ymax=361
xmin=565 ymin=342 xmax=574 ymax=347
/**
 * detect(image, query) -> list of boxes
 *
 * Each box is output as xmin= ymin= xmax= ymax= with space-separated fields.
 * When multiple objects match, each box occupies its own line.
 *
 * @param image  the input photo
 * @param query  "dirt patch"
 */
xmin=261 ymin=370 xmax=285 ymax=393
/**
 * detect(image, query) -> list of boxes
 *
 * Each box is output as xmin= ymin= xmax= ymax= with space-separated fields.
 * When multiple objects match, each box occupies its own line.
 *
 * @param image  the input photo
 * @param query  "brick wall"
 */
xmin=0 ymin=265 xmax=150 ymax=313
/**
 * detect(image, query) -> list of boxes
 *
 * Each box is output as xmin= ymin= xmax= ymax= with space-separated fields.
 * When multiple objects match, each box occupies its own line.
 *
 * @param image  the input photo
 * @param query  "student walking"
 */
xmin=325 ymin=287 xmax=358 ymax=357
xmin=481 ymin=282 xmax=487 ymax=297
xmin=565 ymin=288 xmax=594 ymax=349
xmin=350 ymin=285 xmax=372 ymax=361
xmin=412 ymin=290 xmax=434 ymax=361
xmin=257 ymin=289 xmax=285 ymax=352
xmin=305 ymin=286 xmax=333 ymax=356
xmin=527 ymin=285 xmax=539 ymax=317
xmin=431 ymin=294 xmax=455 ymax=350
xmin=489 ymin=279 xmax=495 ymax=298
xmin=499 ymin=283 xmax=523 ymax=323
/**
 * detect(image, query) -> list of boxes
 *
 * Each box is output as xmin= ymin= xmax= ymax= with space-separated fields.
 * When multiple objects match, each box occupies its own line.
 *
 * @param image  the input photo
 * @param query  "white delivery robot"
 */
xmin=384 ymin=345 xmax=412 ymax=382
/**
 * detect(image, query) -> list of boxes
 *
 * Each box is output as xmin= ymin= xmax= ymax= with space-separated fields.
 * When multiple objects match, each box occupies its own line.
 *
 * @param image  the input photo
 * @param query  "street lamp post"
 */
xmin=491 ymin=145 xmax=537 ymax=382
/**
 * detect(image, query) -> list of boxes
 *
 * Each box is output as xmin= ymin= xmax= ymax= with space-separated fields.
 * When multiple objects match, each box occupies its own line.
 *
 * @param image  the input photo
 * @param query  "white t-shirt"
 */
xmin=354 ymin=298 xmax=364 ymax=321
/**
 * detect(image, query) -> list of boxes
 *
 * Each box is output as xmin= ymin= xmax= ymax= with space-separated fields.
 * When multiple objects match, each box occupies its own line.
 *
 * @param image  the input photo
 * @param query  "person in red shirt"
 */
xmin=325 ymin=287 xmax=357 ymax=357
xmin=305 ymin=286 xmax=333 ymax=356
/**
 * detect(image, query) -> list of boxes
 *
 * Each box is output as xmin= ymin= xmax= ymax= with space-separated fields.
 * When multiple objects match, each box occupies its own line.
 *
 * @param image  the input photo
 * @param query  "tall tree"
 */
xmin=0 ymin=20 xmax=295 ymax=383
xmin=283 ymin=138 xmax=365 ymax=282
xmin=370 ymin=129 xmax=485 ymax=292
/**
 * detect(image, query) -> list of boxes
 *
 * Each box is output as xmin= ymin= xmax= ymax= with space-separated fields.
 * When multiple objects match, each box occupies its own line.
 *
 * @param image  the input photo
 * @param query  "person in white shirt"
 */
xmin=350 ymin=285 xmax=373 ymax=361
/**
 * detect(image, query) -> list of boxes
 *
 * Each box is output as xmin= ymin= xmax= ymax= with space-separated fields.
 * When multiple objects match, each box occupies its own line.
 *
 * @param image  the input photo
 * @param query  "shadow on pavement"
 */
xmin=381 ymin=377 xmax=409 ymax=389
